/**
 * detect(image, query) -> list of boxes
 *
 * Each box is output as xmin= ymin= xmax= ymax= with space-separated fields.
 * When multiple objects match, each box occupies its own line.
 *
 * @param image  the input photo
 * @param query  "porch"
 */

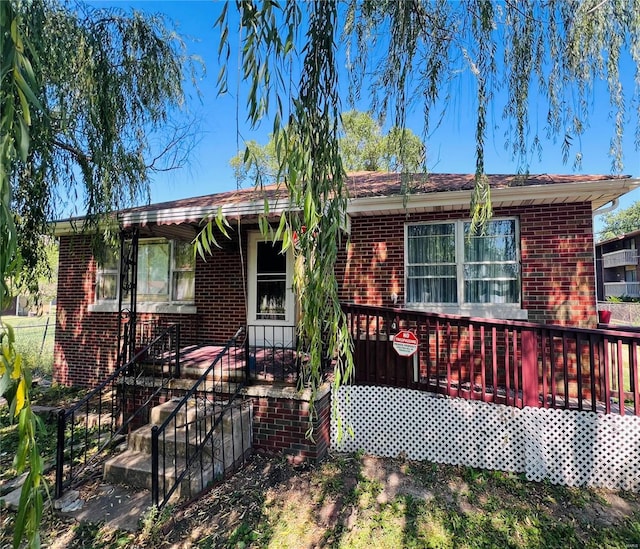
xmin=53 ymin=305 xmax=640 ymax=508
xmin=122 ymin=319 xmax=307 ymax=386
xmin=135 ymin=304 xmax=640 ymax=415
xmin=53 ymin=322 xmax=328 ymax=508
xmin=342 ymin=303 xmax=640 ymax=417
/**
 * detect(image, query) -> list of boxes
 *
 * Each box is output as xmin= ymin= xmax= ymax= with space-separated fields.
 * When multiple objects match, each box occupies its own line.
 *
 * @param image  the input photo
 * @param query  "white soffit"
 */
xmin=346 ymin=178 xmax=640 ymax=216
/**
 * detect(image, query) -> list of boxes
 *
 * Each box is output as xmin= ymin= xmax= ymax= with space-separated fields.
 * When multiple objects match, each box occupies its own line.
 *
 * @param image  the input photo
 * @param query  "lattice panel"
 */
xmin=331 ymin=385 xmax=640 ymax=492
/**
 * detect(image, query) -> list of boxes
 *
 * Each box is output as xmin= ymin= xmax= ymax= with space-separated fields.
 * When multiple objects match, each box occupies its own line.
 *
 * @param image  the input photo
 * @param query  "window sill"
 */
xmin=88 ymin=302 xmax=197 ymax=315
xmin=405 ymin=304 xmax=528 ymax=321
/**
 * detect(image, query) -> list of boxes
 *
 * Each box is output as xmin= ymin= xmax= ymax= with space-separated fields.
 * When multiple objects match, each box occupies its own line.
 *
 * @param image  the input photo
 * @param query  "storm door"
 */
xmin=247 ymin=232 xmax=295 ymax=347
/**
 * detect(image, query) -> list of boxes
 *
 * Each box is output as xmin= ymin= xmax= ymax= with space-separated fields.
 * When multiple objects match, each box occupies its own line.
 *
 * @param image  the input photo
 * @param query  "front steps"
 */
xmin=104 ymin=397 xmax=252 ymax=503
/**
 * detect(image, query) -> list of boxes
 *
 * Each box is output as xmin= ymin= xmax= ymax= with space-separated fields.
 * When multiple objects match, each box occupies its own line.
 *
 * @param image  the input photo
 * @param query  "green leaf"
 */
xmin=0 ymin=370 xmax=12 ymax=396
xmin=17 ymin=115 xmax=30 ymax=162
xmin=273 ymin=211 xmax=287 ymax=242
xmin=16 ymin=86 xmax=31 ymax=126
xmin=13 ymin=478 xmax=30 ymax=548
xmin=13 ymin=69 xmax=42 ymax=114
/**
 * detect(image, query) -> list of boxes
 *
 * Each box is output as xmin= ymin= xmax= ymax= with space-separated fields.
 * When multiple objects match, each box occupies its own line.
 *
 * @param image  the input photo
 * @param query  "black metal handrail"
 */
xmin=244 ymin=324 xmax=300 ymax=383
xmin=151 ymin=326 xmax=249 ymax=508
xmin=342 ymin=303 xmax=640 ymax=416
xmin=243 ymin=324 xmax=332 ymax=384
xmin=54 ymin=323 xmax=181 ymax=499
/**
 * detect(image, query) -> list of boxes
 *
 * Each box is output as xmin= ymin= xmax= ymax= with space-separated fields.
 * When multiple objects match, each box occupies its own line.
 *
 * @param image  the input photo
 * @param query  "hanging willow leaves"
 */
xmin=215 ymin=0 xmax=353 ymax=418
xmin=6 ymin=0 xmax=199 ymax=296
xmin=2 ymin=1 xmax=198 ymax=546
xmin=345 ymin=0 xmax=639 ymax=226
xmin=214 ymin=0 xmax=639 ymax=420
xmin=1 ymin=2 xmax=48 ymax=547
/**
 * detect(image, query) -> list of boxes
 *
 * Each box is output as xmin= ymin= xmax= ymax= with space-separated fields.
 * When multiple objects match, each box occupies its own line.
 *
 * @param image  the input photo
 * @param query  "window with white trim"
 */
xmin=406 ymin=219 xmax=520 ymax=307
xmin=95 ymin=239 xmax=195 ymax=304
xmin=95 ymin=247 xmax=119 ymax=301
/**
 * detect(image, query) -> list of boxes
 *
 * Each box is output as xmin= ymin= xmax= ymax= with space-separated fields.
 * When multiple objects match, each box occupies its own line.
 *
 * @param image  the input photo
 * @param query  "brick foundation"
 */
xmin=111 ymin=380 xmax=331 ymax=464
xmin=244 ymin=384 xmax=331 ymax=463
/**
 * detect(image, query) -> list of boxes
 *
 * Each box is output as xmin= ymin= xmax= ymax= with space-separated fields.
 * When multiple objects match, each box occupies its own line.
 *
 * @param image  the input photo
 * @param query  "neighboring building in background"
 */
xmin=595 ymin=229 xmax=640 ymax=301
xmin=1 ymin=295 xmax=29 ymax=316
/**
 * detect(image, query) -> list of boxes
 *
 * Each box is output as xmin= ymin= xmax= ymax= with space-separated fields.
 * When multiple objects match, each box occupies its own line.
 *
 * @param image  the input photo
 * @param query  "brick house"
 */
xmin=53 ymin=171 xmax=639 ymax=390
xmin=51 ymin=172 xmax=640 ymax=493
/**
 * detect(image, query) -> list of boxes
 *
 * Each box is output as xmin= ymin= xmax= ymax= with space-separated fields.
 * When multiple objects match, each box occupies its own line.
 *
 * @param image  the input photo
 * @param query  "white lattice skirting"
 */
xmin=331 ymin=386 xmax=640 ymax=491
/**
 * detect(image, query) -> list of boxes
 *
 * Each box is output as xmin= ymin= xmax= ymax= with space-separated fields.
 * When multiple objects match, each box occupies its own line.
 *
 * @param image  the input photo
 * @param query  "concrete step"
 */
xmin=139 ymin=362 xmax=246 ymax=383
xmin=128 ymin=419 xmax=217 ymax=457
xmin=177 ymin=366 xmax=246 ymax=383
xmin=125 ymin=376 xmax=244 ymax=397
xmin=103 ymin=449 xmax=216 ymax=502
xmin=140 ymin=399 xmax=252 ymax=459
xmin=149 ymin=397 xmax=220 ymax=427
xmin=103 ymin=399 xmax=253 ymax=503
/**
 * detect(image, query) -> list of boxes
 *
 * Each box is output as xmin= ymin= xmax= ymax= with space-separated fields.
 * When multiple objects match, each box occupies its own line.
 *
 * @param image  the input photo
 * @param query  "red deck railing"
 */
xmin=342 ymin=304 xmax=640 ymax=416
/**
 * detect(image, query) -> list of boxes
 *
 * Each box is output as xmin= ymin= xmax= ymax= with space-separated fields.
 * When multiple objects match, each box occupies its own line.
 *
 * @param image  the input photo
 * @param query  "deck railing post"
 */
xmin=54 ymin=409 xmax=67 ymax=499
xmin=521 ymin=329 xmax=539 ymax=408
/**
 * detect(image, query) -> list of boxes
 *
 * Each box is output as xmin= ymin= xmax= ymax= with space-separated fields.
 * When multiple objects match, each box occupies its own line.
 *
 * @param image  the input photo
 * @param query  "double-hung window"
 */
xmin=95 ymin=239 xmax=195 ymax=308
xmin=406 ymin=218 xmax=521 ymax=314
xmin=95 ymin=247 xmax=119 ymax=302
xmin=137 ymin=240 xmax=171 ymax=302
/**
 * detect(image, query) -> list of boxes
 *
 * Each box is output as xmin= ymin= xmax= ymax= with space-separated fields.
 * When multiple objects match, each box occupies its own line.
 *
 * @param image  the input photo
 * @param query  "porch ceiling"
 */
xmin=136 ymin=223 xmax=199 ymax=241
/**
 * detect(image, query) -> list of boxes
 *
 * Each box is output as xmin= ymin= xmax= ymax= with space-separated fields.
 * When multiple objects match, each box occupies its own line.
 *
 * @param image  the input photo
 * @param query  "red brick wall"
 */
xmin=337 ymin=202 xmax=597 ymax=327
xmin=54 ymin=235 xmax=117 ymax=387
xmin=194 ymin=231 xmax=247 ymax=343
xmin=250 ymin=390 xmax=331 ymax=463
xmin=55 ymin=204 xmax=596 ymax=388
xmin=54 ymin=230 xmax=249 ymax=388
xmin=519 ymin=203 xmax=596 ymax=326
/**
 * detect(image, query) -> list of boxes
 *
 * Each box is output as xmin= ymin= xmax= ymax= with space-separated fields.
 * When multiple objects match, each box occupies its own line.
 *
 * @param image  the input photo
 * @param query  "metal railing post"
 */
xmin=54 ymin=409 xmax=67 ymax=499
xmin=244 ymin=325 xmax=251 ymax=382
xmin=175 ymin=324 xmax=181 ymax=378
xmin=151 ymin=425 xmax=159 ymax=506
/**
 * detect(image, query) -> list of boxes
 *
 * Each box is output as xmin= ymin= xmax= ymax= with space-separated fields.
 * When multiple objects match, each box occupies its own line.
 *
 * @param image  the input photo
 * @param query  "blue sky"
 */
xmin=89 ymin=1 xmax=640 ymax=233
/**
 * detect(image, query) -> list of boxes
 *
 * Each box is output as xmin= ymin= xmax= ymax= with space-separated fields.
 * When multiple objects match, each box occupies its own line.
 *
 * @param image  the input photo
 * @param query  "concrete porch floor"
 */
xmin=165 ymin=343 xmax=302 ymax=384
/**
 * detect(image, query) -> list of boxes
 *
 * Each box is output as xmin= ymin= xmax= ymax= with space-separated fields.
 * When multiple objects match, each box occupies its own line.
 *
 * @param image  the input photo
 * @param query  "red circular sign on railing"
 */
xmin=392 ymin=330 xmax=419 ymax=357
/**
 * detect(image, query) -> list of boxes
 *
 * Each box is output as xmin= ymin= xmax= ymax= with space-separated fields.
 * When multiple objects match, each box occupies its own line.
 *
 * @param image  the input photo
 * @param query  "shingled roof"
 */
xmin=53 ymin=171 xmax=638 ymax=238
xmin=119 ymin=171 xmax=628 ymax=215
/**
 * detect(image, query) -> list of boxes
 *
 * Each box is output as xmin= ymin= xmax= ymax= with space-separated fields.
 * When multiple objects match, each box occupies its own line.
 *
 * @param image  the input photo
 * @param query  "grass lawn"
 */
xmin=1 ymin=451 xmax=638 ymax=549
xmin=1 ymin=313 xmax=56 ymax=376
xmin=0 ymin=345 xmax=638 ymax=548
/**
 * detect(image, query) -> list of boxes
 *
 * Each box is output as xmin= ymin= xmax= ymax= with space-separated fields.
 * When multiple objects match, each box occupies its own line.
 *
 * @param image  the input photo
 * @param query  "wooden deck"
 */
xmin=344 ymin=303 xmax=640 ymax=416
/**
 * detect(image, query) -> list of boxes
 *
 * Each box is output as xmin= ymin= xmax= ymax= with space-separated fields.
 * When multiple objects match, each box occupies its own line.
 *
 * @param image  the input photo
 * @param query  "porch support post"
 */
xmin=521 ymin=329 xmax=540 ymax=408
xmin=116 ymin=228 xmax=139 ymax=368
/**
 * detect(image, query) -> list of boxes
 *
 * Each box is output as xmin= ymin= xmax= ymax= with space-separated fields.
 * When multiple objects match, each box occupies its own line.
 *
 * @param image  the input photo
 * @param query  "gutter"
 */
xmin=592 ymin=198 xmax=619 ymax=216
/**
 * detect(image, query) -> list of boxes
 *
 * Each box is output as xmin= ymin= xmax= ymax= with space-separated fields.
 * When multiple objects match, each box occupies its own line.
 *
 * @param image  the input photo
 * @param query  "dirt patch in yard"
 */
xmin=3 ymin=451 xmax=636 ymax=548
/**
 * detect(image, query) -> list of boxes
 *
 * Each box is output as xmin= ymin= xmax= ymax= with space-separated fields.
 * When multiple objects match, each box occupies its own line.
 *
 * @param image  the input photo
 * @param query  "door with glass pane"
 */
xmin=247 ymin=232 xmax=295 ymax=347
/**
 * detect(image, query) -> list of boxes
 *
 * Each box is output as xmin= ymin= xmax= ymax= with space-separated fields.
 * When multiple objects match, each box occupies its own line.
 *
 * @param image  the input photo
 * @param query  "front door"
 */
xmin=247 ymin=232 xmax=296 ymax=348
